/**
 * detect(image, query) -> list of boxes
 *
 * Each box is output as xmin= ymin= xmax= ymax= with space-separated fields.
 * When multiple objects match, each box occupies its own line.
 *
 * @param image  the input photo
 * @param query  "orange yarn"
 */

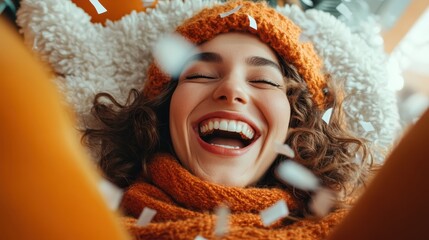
xmin=121 ymin=154 xmax=346 ymax=239
xmin=144 ymin=0 xmax=328 ymax=109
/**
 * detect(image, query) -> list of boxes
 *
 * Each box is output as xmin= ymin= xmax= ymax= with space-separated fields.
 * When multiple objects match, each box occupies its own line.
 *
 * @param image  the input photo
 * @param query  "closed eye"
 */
xmin=185 ymin=74 xmax=216 ymax=80
xmin=249 ymin=79 xmax=281 ymax=88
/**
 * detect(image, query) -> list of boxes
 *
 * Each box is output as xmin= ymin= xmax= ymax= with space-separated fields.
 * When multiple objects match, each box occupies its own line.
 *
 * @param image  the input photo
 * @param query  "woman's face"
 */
xmin=169 ymin=32 xmax=291 ymax=187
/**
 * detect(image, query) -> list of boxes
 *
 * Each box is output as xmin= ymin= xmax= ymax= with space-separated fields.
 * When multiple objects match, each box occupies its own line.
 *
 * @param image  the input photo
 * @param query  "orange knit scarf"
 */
xmin=121 ymin=154 xmax=346 ymax=239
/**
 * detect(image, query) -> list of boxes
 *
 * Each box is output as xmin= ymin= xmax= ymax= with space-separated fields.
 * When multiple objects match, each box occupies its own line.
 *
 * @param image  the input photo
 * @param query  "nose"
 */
xmin=212 ymin=75 xmax=249 ymax=104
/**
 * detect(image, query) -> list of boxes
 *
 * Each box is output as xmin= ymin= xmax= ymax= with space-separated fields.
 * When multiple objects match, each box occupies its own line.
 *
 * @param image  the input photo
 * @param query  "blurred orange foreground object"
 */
xmin=0 ymin=19 xmax=130 ymax=240
xmin=71 ymin=0 xmax=158 ymax=24
xmin=328 ymin=109 xmax=429 ymax=239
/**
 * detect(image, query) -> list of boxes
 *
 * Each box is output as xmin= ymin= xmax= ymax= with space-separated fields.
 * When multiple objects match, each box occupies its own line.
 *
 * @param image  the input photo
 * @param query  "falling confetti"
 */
xmin=309 ymin=188 xmax=336 ymax=217
xmin=142 ymin=0 xmax=157 ymax=8
xmin=152 ymin=33 xmax=197 ymax=78
xmin=274 ymin=142 xmax=295 ymax=158
xmin=89 ymin=0 xmax=107 ymax=14
xmin=353 ymin=151 xmax=363 ymax=164
xmin=32 ymin=37 xmax=38 ymax=50
xmin=322 ymin=107 xmax=333 ymax=124
xmin=336 ymin=3 xmax=352 ymax=20
xmin=98 ymin=178 xmax=123 ymax=210
xmin=359 ymin=121 xmax=375 ymax=132
xmin=214 ymin=205 xmax=230 ymax=237
xmin=194 ymin=235 xmax=208 ymax=240
xmin=219 ymin=5 xmax=242 ymax=18
xmin=276 ymin=160 xmax=319 ymax=191
xmin=247 ymin=15 xmax=257 ymax=30
xmin=136 ymin=207 xmax=157 ymax=227
xmin=301 ymin=0 xmax=314 ymax=7
xmin=260 ymin=200 xmax=289 ymax=226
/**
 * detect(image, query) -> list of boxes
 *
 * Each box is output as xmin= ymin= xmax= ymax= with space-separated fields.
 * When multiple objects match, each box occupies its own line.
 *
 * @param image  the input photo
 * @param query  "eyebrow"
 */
xmin=187 ymin=52 xmax=223 ymax=63
xmin=245 ymin=56 xmax=281 ymax=72
xmin=187 ymin=52 xmax=281 ymax=72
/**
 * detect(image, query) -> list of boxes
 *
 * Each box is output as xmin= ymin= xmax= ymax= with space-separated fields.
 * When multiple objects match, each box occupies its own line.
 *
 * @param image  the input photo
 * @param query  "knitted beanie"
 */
xmin=144 ymin=0 xmax=329 ymax=109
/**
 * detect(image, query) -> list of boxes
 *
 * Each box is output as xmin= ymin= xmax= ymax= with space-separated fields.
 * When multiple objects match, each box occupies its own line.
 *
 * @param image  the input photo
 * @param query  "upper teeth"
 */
xmin=199 ymin=118 xmax=255 ymax=140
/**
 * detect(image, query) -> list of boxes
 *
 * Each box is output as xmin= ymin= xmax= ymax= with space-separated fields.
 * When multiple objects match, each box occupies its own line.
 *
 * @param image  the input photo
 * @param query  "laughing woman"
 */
xmin=83 ymin=1 xmax=373 ymax=239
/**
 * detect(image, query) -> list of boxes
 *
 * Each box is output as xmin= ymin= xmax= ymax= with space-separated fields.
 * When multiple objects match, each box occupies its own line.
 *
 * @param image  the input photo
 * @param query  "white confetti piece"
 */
xmin=136 ymin=207 xmax=157 ymax=227
xmin=276 ymin=160 xmax=319 ymax=191
xmin=247 ymin=15 xmax=257 ymax=30
xmin=143 ymin=1 xmax=156 ymax=7
xmin=301 ymin=0 xmax=314 ymax=7
xmin=152 ymin=33 xmax=197 ymax=78
xmin=336 ymin=3 xmax=352 ymax=20
xmin=89 ymin=0 xmax=107 ymax=14
xmin=309 ymin=188 xmax=336 ymax=217
xmin=194 ymin=235 xmax=208 ymax=240
xmin=214 ymin=205 xmax=230 ymax=237
xmin=353 ymin=151 xmax=363 ymax=164
xmin=260 ymin=200 xmax=289 ymax=226
xmin=359 ymin=121 xmax=375 ymax=132
xmin=219 ymin=5 xmax=242 ymax=18
xmin=98 ymin=179 xmax=124 ymax=210
xmin=322 ymin=107 xmax=333 ymax=124
xmin=274 ymin=142 xmax=295 ymax=158
xmin=32 ymin=37 xmax=38 ymax=50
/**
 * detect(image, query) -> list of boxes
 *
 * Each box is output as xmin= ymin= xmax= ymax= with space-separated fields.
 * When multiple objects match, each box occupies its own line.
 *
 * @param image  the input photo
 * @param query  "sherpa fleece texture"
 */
xmin=16 ymin=0 xmax=401 ymax=161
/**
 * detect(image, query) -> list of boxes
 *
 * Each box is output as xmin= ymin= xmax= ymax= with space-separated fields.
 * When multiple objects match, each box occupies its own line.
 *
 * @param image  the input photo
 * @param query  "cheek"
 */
xmin=169 ymin=86 xmax=192 ymax=169
xmin=169 ymin=84 xmax=205 ymax=152
xmin=262 ymin=93 xmax=291 ymax=136
xmin=170 ymin=84 xmax=203 ymax=123
xmin=170 ymin=86 xmax=191 ymax=140
xmin=170 ymin=88 xmax=186 ymax=124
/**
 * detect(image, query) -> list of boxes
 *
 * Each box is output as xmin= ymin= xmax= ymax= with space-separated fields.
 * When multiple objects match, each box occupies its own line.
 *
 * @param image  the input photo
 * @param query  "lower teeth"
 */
xmin=210 ymin=143 xmax=240 ymax=149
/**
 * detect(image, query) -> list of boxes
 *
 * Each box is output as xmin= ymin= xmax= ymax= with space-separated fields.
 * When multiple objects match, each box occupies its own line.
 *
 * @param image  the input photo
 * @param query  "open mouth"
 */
xmin=198 ymin=118 xmax=256 ymax=150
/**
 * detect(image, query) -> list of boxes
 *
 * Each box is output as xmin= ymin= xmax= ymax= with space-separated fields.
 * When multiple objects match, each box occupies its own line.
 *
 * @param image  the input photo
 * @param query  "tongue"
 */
xmin=208 ymin=137 xmax=244 ymax=149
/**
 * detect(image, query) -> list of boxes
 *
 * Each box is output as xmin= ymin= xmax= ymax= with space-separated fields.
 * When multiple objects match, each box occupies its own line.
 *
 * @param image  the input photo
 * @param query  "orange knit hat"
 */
xmin=144 ymin=0 xmax=329 ymax=109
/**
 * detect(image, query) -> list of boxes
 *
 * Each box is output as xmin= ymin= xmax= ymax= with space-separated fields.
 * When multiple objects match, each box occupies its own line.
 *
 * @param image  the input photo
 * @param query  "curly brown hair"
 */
xmin=83 ymin=56 xmax=373 ymax=215
xmin=259 ymin=56 xmax=374 ymax=214
xmin=83 ymin=81 xmax=177 ymax=187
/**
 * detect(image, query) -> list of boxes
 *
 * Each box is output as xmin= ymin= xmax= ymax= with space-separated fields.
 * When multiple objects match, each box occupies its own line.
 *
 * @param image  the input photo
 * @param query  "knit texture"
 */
xmin=144 ymin=0 xmax=329 ymax=109
xmin=121 ymin=154 xmax=347 ymax=239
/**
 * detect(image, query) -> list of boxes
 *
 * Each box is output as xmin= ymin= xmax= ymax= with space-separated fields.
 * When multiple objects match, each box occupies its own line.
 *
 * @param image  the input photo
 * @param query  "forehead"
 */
xmin=196 ymin=32 xmax=279 ymax=63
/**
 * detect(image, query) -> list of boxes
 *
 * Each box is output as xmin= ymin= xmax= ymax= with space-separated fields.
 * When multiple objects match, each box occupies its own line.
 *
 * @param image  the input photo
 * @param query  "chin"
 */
xmin=197 ymin=170 xmax=254 ymax=187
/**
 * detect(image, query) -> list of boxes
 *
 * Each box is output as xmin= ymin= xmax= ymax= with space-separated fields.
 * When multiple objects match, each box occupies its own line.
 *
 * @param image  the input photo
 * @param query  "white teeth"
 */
xmin=219 ymin=120 xmax=228 ymax=131
xmin=242 ymin=124 xmax=248 ymax=134
xmin=236 ymin=123 xmax=242 ymax=133
xmin=199 ymin=118 xmax=256 ymax=140
xmin=214 ymin=121 xmax=220 ymax=130
xmin=249 ymin=131 xmax=254 ymax=139
xmin=227 ymin=120 xmax=237 ymax=132
xmin=210 ymin=143 xmax=240 ymax=149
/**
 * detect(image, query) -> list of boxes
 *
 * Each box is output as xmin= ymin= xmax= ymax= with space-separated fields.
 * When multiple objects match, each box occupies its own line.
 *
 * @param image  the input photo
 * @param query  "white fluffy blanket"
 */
xmin=16 ymin=0 xmax=401 ymax=162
